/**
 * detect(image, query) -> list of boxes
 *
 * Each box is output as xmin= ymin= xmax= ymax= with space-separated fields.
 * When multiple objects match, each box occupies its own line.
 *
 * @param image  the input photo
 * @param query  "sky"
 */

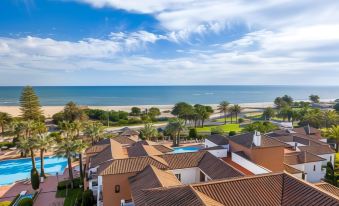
xmin=0 ymin=0 xmax=339 ymax=86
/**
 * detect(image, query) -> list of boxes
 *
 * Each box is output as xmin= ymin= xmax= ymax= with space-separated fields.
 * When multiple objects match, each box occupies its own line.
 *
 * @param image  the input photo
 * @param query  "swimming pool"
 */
xmin=172 ymin=146 xmax=202 ymax=153
xmin=0 ymin=156 xmax=67 ymax=186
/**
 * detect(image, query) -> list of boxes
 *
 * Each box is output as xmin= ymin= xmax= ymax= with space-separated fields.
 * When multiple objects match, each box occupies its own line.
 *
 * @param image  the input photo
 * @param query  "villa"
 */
xmin=82 ymin=125 xmax=337 ymax=206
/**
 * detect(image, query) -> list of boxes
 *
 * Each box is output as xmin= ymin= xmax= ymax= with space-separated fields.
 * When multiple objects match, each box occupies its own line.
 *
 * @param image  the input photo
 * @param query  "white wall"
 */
xmin=289 ymin=161 xmax=324 ymax=183
xmin=204 ymin=139 xmax=217 ymax=148
xmin=319 ymin=153 xmax=335 ymax=166
xmin=208 ymin=149 xmax=228 ymax=158
xmin=232 ymin=152 xmax=270 ymax=175
xmin=171 ymin=168 xmax=200 ymax=184
xmin=96 ymin=176 xmax=103 ymax=206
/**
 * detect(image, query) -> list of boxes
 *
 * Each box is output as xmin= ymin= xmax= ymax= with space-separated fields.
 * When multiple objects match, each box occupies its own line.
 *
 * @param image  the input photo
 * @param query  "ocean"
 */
xmin=0 ymin=86 xmax=338 ymax=106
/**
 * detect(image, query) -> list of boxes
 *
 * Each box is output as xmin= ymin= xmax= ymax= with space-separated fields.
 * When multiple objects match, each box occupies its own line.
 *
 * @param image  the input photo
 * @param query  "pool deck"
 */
xmin=0 ymin=162 xmax=79 ymax=206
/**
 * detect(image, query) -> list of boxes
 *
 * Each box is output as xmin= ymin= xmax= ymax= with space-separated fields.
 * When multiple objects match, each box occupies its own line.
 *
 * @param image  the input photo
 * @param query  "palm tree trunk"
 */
xmin=231 ymin=114 xmax=233 ymax=123
xmin=79 ymin=153 xmax=84 ymax=187
xmin=40 ymin=150 xmax=46 ymax=178
xmin=30 ymin=149 xmax=36 ymax=169
xmin=67 ymin=153 xmax=74 ymax=188
xmin=1 ymin=124 xmax=4 ymax=135
xmin=224 ymin=112 xmax=227 ymax=124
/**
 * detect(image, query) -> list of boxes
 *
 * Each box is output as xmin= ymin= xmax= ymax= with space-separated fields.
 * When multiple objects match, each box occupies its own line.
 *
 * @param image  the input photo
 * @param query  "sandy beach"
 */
xmin=0 ymin=102 xmax=276 ymax=118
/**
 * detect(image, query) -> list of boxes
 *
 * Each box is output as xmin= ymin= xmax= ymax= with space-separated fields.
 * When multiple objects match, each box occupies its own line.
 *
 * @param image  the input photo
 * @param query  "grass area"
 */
xmin=0 ymin=201 xmax=11 ymax=206
xmin=213 ymin=117 xmax=238 ymax=123
xmin=195 ymin=124 xmax=242 ymax=133
xmin=56 ymin=188 xmax=82 ymax=206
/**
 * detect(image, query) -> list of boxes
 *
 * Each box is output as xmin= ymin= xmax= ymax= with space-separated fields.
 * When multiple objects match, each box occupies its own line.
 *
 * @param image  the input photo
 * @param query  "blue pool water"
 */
xmin=173 ymin=146 xmax=201 ymax=153
xmin=0 ymin=156 xmax=67 ymax=186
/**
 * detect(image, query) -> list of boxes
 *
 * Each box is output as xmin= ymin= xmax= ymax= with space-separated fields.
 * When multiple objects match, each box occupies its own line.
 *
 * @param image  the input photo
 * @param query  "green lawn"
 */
xmin=56 ymin=188 xmax=82 ymax=206
xmin=213 ymin=117 xmax=238 ymax=123
xmin=195 ymin=124 xmax=242 ymax=133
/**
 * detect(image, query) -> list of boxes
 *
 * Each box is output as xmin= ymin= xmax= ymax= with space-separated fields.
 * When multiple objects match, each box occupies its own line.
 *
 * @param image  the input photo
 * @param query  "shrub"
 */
xmin=189 ymin=128 xmax=198 ymax=139
xmin=238 ymin=118 xmax=244 ymax=123
xmin=81 ymin=190 xmax=94 ymax=206
xmin=334 ymin=103 xmax=339 ymax=112
xmin=0 ymin=201 xmax=11 ymax=206
xmin=127 ymin=118 xmax=142 ymax=124
xmin=211 ymin=127 xmax=223 ymax=135
xmin=117 ymin=119 xmax=128 ymax=125
xmin=229 ymin=131 xmax=236 ymax=136
xmin=17 ymin=198 xmax=33 ymax=206
xmin=57 ymin=178 xmax=81 ymax=190
xmin=0 ymin=142 xmax=15 ymax=148
xmin=52 ymin=111 xmax=65 ymax=124
xmin=31 ymin=168 xmax=40 ymax=190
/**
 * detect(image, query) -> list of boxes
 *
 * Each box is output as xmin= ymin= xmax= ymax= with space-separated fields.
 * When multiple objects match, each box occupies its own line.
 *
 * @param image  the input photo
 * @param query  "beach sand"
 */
xmin=0 ymin=102 xmax=276 ymax=118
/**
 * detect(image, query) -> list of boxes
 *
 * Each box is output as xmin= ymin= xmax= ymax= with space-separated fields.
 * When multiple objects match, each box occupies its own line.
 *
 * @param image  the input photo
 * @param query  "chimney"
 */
xmin=253 ymin=131 xmax=262 ymax=146
xmin=305 ymin=124 xmax=311 ymax=135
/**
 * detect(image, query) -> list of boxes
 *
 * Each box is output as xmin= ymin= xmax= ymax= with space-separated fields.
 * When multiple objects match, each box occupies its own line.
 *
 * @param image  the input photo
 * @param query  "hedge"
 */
xmin=57 ymin=178 xmax=81 ymax=190
xmin=17 ymin=198 xmax=33 ymax=206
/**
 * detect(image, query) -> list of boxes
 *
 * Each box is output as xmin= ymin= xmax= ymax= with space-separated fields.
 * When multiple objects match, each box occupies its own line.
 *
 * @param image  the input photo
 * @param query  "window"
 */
xmin=313 ymin=165 xmax=316 ymax=171
xmin=115 ymin=185 xmax=120 ymax=193
xmin=92 ymin=181 xmax=98 ymax=187
xmin=175 ymin=173 xmax=181 ymax=181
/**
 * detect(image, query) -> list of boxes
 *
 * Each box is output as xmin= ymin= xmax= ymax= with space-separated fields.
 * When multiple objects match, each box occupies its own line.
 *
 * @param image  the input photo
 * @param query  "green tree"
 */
xmin=63 ymin=101 xmax=87 ymax=122
xmin=165 ymin=118 xmax=186 ymax=147
xmin=148 ymin=107 xmax=161 ymax=120
xmin=171 ymin=102 xmax=194 ymax=123
xmin=243 ymin=122 xmax=278 ymax=133
xmin=130 ymin=107 xmax=141 ymax=116
xmin=334 ymin=103 xmax=339 ymax=112
xmin=82 ymin=190 xmax=94 ymax=206
xmin=19 ymin=86 xmax=43 ymax=121
xmin=31 ymin=168 xmax=40 ymax=190
xmin=194 ymin=104 xmax=212 ymax=127
xmin=75 ymin=140 xmax=88 ymax=187
xmin=188 ymin=128 xmax=198 ymax=139
xmin=84 ymin=122 xmax=104 ymax=145
xmin=218 ymin=101 xmax=229 ymax=124
xmin=324 ymin=161 xmax=337 ymax=186
xmin=55 ymin=133 xmax=80 ymax=188
xmin=309 ymin=94 xmax=320 ymax=103
xmin=327 ymin=125 xmax=339 ymax=152
xmin=36 ymin=133 xmax=53 ymax=177
xmin=229 ymin=104 xmax=242 ymax=123
xmin=323 ymin=110 xmax=338 ymax=128
xmin=140 ymin=123 xmax=158 ymax=140
xmin=262 ymin=107 xmax=275 ymax=120
xmin=0 ymin=112 xmax=11 ymax=135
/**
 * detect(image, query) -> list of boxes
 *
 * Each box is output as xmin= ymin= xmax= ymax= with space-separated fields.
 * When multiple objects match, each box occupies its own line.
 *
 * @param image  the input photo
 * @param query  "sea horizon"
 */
xmin=0 ymin=85 xmax=338 ymax=106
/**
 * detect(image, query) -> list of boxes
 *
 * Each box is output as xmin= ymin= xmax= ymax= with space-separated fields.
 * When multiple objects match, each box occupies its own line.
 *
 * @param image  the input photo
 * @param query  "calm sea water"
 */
xmin=0 ymin=86 xmax=338 ymax=106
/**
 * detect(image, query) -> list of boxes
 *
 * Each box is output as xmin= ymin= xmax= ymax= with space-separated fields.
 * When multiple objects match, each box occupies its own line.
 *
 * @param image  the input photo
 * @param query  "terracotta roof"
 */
xmin=144 ymin=173 xmax=339 ymax=205
xmin=95 ymin=138 xmax=111 ymax=145
xmin=143 ymin=185 xmax=223 ymax=206
xmin=132 ymin=140 xmax=157 ymax=146
xmin=127 ymin=144 xmax=163 ymax=157
xmin=160 ymin=151 xmax=206 ymax=169
xmin=112 ymin=136 xmax=136 ymax=145
xmin=129 ymin=165 xmax=181 ymax=206
xmin=99 ymin=156 xmax=169 ymax=175
xmin=284 ymin=151 xmax=326 ymax=165
xmin=201 ymin=146 xmax=225 ymax=151
xmin=110 ymin=139 xmax=128 ymax=159
xmin=85 ymin=144 xmax=109 ymax=155
xmin=206 ymin=134 xmax=229 ymax=145
xmin=293 ymin=126 xmax=322 ymax=137
xmin=90 ymin=146 xmax=112 ymax=168
xmin=153 ymin=145 xmax=173 ymax=153
xmin=198 ymin=152 xmax=244 ymax=179
xmin=315 ymin=182 xmax=339 ymax=198
xmin=229 ymin=132 xmax=287 ymax=148
xmin=120 ymin=128 xmax=139 ymax=137
xmin=298 ymin=145 xmax=335 ymax=155
xmin=284 ymin=164 xmax=303 ymax=174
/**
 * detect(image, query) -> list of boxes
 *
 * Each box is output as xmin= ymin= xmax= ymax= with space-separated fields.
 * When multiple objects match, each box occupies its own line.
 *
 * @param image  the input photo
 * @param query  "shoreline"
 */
xmin=0 ymin=102 xmax=276 ymax=118
xmin=0 ymin=99 xmax=334 ymax=118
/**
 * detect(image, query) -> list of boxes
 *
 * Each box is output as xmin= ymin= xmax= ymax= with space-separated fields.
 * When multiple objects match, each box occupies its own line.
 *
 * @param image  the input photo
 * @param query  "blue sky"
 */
xmin=0 ymin=0 xmax=339 ymax=85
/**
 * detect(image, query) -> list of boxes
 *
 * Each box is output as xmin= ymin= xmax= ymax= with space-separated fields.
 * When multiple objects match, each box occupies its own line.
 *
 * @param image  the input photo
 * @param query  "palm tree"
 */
xmin=327 ymin=125 xmax=339 ymax=152
xmin=75 ymin=140 xmax=88 ymax=187
xmin=0 ymin=112 xmax=11 ymax=135
xmin=84 ymin=122 xmax=104 ymax=145
xmin=18 ymin=136 xmax=38 ymax=169
xmin=323 ymin=110 xmax=338 ymax=128
xmin=36 ymin=133 xmax=53 ymax=178
xmin=55 ymin=135 xmax=80 ymax=188
xmin=218 ymin=101 xmax=229 ymax=124
xmin=229 ymin=105 xmax=242 ymax=123
xmin=165 ymin=118 xmax=186 ymax=147
xmin=140 ymin=123 xmax=158 ymax=140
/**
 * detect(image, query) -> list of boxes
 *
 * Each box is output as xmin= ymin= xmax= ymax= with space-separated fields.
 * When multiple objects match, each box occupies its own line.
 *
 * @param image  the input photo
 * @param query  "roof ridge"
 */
xmin=192 ymin=172 xmax=285 ymax=187
xmin=189 ymin=185 xmax=223 ymax=206
xmin=284 ymin=173 xmax=339 ymax=201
